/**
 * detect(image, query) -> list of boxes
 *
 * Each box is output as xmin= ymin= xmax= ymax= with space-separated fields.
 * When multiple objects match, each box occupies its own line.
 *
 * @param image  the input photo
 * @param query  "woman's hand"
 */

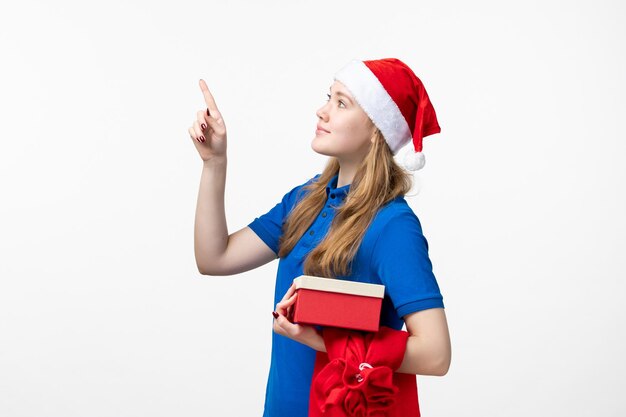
xmin=188 ymin=79 xmax=228 ymax=162
xmin=272 ymin=282 xmax=326 ymax=352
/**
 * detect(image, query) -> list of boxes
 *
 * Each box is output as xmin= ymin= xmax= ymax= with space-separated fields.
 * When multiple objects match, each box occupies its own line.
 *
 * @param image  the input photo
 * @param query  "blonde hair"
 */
xmin=277 ymin=128 xmax=413 ymax=277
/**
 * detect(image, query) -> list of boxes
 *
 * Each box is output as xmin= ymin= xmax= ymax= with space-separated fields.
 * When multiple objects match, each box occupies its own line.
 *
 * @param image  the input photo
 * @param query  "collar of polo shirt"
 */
xmin=325 ymin=174 xmax=351 ymax=200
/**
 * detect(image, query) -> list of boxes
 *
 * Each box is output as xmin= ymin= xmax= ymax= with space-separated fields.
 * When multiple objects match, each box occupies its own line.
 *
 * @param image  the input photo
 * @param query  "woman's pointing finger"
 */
xmin=199 ymin=79 xmax=220 ymax=118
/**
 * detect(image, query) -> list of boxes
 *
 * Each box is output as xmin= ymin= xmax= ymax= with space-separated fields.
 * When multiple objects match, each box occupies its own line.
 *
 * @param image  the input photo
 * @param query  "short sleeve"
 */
xmin=370 ymin=210 xmax=444 ymax=318
xmin=247 ymin=174 xmax=320 ymax=255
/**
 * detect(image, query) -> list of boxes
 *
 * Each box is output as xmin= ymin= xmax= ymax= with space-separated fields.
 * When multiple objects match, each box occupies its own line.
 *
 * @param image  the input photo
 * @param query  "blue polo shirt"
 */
xmin=248 ymin=173 xmax=444 ymax=417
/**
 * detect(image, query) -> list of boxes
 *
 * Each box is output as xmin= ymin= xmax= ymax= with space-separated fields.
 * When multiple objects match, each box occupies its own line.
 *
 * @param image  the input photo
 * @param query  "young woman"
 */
xmin=189 ymin=58 xmax=451 ymax=417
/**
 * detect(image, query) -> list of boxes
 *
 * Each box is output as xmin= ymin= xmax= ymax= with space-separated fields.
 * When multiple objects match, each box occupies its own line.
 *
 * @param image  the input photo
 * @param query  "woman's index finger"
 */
xmin=198 ymin=79 xmax=219 ymax=114
xmin=281 ymin=281 xmax=297 ymax=301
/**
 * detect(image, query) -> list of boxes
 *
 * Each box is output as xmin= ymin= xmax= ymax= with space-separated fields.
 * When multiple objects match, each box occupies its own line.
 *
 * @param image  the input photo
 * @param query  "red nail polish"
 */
xmin=207 ymin=108 xmax=211 ymax=116
xmin=200 ymin=136 xmax=205 ymax=142
xmin=272 ymin=311 xmax=279 ymax=319
xmin=201 ymin=123 xmax=206 ymax=130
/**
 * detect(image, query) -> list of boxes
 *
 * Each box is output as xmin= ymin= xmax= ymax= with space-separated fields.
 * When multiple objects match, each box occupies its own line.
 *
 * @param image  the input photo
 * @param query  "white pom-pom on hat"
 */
xmin=402 ymin=151 xmax=426 ymax=171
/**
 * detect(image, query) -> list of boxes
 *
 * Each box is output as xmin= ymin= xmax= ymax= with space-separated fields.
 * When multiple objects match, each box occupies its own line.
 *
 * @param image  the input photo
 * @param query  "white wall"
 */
xmin=1 ymin=0 xmax=624 ymax=415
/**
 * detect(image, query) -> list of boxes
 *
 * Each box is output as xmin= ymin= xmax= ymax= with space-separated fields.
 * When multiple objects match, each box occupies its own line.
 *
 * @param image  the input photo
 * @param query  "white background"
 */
xmin=1 ymin=0 xmax=625 ymax=415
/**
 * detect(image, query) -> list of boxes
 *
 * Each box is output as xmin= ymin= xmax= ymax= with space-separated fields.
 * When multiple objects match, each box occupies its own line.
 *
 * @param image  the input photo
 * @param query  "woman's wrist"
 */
xmin=307 ymin=330 xmax=327 ymax=353
xmin=203 ymin=155 xmax=227 ymax=167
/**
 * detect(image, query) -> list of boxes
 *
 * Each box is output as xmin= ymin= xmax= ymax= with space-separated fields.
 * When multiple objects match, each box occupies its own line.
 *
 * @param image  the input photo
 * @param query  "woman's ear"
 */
xmin=370 ymin=127 xmax=379 ymax=144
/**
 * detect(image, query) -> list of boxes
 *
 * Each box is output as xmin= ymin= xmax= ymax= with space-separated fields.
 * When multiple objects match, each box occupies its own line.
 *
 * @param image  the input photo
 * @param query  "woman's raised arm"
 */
xmin=190 ymin=80 xmax=276 ymax=276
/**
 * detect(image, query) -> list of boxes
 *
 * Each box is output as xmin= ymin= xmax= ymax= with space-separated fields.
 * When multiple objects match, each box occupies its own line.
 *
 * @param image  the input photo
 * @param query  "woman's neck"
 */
xmin=336 ymin=164 xmax=358 ymax=188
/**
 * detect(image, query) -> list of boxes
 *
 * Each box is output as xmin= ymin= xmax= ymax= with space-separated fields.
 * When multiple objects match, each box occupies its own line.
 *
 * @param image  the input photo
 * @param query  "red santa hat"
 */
xmin=333 ymin=58 xmax=441 ymax=171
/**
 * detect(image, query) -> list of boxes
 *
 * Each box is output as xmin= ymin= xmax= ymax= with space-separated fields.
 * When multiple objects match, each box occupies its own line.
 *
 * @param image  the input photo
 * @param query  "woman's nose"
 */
xmin=316 ymin=105 xmax=329 ymax=121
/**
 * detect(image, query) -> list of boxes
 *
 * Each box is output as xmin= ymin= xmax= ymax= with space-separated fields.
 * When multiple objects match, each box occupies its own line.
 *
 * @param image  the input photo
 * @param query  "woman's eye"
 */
xmin=325 ymin=94 xmax=346 ymax=108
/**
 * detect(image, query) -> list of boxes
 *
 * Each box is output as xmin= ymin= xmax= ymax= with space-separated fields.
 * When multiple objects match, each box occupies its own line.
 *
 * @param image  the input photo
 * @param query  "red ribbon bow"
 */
xmin=314 ymin=358 xmax=399 ymax=416
xmin=310 ymin=327 xmax=411 ymax=417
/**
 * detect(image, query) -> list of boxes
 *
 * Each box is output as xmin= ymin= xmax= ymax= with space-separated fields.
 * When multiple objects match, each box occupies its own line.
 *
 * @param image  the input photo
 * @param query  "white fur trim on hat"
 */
xmin=334 ymin=60 xmax=412 ymax=155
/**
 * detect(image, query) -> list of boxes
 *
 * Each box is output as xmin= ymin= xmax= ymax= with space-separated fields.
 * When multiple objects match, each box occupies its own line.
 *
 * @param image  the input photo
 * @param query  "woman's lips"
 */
xmin=316 ymin=125 xmax=330 ymax=135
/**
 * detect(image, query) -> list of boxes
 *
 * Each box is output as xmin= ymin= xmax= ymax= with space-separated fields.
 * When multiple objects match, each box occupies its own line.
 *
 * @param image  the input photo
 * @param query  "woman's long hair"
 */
xmin=277 ymin=128 xmax=413 ymax=278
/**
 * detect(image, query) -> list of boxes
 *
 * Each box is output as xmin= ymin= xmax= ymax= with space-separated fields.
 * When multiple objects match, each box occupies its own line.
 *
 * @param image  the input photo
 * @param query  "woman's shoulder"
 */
xmin=279 ymin=173 xmax=322 ymax=205
xmin=309 ymin=173 xmax=323 ymax=184
xmin=378 ymin=195 xmax=415 ymax=217
xmin=372 ymin=196 xmax=423 ymax=230
xmin=360 ymin=197 xmax=426 ymax=256
xmin=301 ymin=173 xmax=323 ymax=190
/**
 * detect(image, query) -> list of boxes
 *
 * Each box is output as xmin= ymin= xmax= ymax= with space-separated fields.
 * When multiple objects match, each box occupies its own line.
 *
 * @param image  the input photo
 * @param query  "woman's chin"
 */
xmin=311 ymin=140 xmax=334 ymax=157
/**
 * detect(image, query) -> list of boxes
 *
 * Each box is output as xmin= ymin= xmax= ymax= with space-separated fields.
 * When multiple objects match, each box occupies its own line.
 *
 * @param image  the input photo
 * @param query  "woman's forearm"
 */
xmin=194 ymin=157 xmax=228 ymax=274
xmin=396 ymin=334 xmax=451 ymax=376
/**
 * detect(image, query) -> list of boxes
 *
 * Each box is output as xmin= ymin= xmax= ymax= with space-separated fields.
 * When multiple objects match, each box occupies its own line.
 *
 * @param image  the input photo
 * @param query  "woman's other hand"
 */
xmin=272 ymin=282 xmax=326 ymax=352
xmin=188 ymin=79 xmax=228 ymax=162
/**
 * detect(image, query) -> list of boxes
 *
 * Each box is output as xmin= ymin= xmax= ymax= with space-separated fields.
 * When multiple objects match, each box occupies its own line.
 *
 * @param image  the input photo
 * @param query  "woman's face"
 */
xmin=312 ymin=80 xmax=375 ymax=163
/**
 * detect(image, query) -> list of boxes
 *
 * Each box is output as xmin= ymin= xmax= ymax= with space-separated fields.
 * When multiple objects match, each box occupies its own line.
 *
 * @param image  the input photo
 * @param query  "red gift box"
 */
xmin=290 ymin=275 xmax=385 ymax=332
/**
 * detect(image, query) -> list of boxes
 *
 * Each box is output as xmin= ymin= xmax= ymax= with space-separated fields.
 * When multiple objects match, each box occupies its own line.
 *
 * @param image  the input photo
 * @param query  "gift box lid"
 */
xmin=293 ymin=275 xmax=385 ymax=298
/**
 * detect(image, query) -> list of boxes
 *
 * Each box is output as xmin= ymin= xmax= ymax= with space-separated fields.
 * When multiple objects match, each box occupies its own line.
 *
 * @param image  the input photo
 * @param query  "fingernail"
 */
xmin=272 ymin=311 xmax=279 ymax=319
xmin=201 ymin=123 xmax=206 ymax=130
xmin=200 ymin=136 xmax=205 ymax=142
xmin=207 ymin=108 xmax=211 ymax=116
